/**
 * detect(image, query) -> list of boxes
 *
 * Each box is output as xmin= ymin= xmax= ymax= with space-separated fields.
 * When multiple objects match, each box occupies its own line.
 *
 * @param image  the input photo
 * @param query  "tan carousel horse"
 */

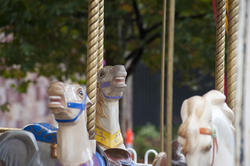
xmin=95 ymin=65 xmax=127 ymax=150
xmin=178 ymin=90 xmax=235 ymax=166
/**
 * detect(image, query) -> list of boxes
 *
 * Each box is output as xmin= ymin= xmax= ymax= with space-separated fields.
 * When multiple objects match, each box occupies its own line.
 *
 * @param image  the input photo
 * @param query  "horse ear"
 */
xmin=204 ymin=90 xmax=234 ymax=124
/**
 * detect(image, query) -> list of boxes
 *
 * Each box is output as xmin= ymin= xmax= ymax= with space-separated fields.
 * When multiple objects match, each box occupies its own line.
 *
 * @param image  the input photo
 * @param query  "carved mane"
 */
xmin=96 ymin=83 xmax=107 ymax=128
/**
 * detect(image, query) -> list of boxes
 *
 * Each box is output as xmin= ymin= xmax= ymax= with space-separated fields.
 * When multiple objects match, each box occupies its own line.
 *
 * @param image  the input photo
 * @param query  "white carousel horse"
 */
xmin=177 ymin=90 xmax=235 ymax=166
xmin=95 ymin=65 xmax=127 ymax=150
xmin=0 ymin=81 xmax=108 ymax=166
xmin=47 ymin=81 xmax=97 ymax=166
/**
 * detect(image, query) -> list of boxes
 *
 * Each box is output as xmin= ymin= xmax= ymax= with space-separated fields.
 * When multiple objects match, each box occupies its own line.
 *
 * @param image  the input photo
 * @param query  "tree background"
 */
xmin=0 ymin=0 xmax=216 ymax=159
xmin=0 ymin=0 xmax=215 ymax=91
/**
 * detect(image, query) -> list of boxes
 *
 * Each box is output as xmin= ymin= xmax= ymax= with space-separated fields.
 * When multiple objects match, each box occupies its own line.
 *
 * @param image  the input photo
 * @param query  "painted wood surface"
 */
xmin=235 ymin=0 xmax=250 ymax=165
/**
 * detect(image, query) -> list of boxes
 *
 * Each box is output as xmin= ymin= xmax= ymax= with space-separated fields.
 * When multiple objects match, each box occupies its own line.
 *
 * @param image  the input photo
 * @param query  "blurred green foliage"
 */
xmin=133 ymin=123 xmax=180 ymax=162
xmin=134 ymin=124 xmax=160 ymax=163
xmin=0 ymin=102 xmax=10 ymax=112
xmin=0 ymin=0 xmax=215 ymax=90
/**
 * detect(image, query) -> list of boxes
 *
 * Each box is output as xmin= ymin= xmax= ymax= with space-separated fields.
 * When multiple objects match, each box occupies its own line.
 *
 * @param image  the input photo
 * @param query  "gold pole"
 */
xmin=87 ymin=0 xmax=99 ymax=139
xmin=227 ymin=0 xmax=239 ymax=110
xmin=0 ymin=127 xmax=21 ymax=133
xmin=160 ymin=0 xmax=167 ymax=152
xmin=166 ymin=0 xmax=175 ymax=165
xmin=98 ymin=0 xmax=104 ymax=72
xmin=215 ymin=0 xmax=226 ymax=93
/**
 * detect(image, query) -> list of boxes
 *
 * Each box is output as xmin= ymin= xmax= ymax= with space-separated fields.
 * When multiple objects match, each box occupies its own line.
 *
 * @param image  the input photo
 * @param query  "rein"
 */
xmin=199 ymin=127 xmax=218 ymax=166
xmin=100 ymin=81 xmax=123 ymax=99
xmin=55 ymin=93 xmax=87 ymax=123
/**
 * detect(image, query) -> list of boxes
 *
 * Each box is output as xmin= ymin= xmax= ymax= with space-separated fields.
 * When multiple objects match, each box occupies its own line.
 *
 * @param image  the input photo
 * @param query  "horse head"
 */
xmin=47 ymin=81 xmax=91 ymax=124
xmin=177 ymin=90 xmax=234 ymax=166
xmin=97 ymin=65 xmax=127 ymax=101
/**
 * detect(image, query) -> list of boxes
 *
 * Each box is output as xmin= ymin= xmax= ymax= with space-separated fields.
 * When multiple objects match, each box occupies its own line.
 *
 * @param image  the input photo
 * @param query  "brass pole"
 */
xmin=98 ymin=0 xmax=104 ymax=72
xmin=160 ymin=0 xmax=167 ymax=152
xmin=166 ymin=0 xmax=175 ymax=165
xmin=0 ymin=128 xmax=21 ymax=133
xmin=215 ymin=0 xmax=226 ymax=93
xmin=227 ymin=0 xmax=239 ymax=110
xmin=86 ymin=0 xmax=99 ymax=139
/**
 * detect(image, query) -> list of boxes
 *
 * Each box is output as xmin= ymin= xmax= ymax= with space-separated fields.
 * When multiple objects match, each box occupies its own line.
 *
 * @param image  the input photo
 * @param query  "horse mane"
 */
xmin=96 ymin=83 xmax=107 ymax=128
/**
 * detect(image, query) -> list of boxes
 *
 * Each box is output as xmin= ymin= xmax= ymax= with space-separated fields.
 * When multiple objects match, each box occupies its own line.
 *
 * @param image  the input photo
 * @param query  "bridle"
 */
xmin=55 ymin=93 xmax=87 ymax=123
xmin=100 ymin=81 xmax=123 ymax=100
xmin=199 ymin=127 xmax=218 ymax=166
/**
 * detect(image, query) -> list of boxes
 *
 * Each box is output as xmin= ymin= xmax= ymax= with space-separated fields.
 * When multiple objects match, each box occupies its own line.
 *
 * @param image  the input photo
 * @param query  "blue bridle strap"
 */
xmin=100 ymin=82 xmax=111 ymax=89
xmin=56 ymin=93 xmax=87 ymax=123
xmin=100 ymin=81 xmax=123 ymax=100
xmin=101 ymin=90 xmax=122 ymax=100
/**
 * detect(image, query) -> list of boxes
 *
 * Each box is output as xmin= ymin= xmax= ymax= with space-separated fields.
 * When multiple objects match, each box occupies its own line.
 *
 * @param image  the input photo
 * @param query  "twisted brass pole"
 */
xmin=86 ymin=0 xmax=99 ymax=139
xmin=166 ymin=0 xmax=175 ymax=165
xmin=160 ymin=0 xmax=167 ymax=152
xmin=98 ymin=0 xmax=104 ymax=72
xmin=227 ymin=0 xmax=239 ymax=110
xmin=215 ymin=0 xmax=226 ymax=93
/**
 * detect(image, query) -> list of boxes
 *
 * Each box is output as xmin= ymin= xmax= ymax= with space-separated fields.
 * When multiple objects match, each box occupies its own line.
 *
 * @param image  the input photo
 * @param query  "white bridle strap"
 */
xmin=199 ymin=127 xmax=218 ymax=166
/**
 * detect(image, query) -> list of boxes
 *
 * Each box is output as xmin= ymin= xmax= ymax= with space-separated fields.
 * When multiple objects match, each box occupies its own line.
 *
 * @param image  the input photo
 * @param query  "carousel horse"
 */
xmin=47 ymin=81 xmax=133 ymax=166
xmin=0 ymin=82 xmax=109 ymax=166
xmin=177 ymin=90 xmax=235 ymax=166
xmin=95 ymin=65 xmax=127 ymax=150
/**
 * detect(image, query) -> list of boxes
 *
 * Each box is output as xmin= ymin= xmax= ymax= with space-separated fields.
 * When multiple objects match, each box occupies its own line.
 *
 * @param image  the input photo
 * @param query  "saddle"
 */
xmin=23 ymin=123 xmax=57 ymax=144
xmin=104 ymin=148 xmax=134 ymax=166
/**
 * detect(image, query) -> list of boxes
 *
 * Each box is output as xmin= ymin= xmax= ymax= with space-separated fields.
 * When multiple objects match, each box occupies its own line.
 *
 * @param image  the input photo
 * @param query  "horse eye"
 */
xmin=79 ymin=90 xmax=83 ymax=96
xmin=99 ymin=71 xmax=105 ymax=78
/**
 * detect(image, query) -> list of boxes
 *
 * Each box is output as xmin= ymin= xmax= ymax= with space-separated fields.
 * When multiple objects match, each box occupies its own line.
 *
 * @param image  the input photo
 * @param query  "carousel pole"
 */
xmin=98 ymin=0 xmax=104 ymax=72
xmin=215 ymin=0 xmax=226 ymax=93
xmin=227 ymin=0 xmax=239 ymax=165
xmin=160 ymin=0 xmax=167 ymax=152
xmin=86 ymin=0 xmax=99 ymax=139
xmin=166 ymin=0 xmax=175 ymax=165
xmin=227 ymin=0 xmax=239 ymax=111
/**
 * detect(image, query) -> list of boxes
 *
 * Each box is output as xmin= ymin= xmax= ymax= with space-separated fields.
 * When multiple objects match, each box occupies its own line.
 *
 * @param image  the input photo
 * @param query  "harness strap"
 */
xmin=56 ymin=93 xmax=87 ymax=123
xmin=100 ymin=82 xmax=111 ymax=89
xmin=199 ymin=127 xmax=218 ymax=166
xmin=100 ymin=81 xmax=123 ymax=100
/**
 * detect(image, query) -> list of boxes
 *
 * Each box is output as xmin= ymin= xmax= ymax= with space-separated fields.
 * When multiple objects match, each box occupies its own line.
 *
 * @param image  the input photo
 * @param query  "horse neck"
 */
xmin=97 ymin=97 xmax=120 ymax=134
xmin=57 ymin=115 xmax=96 ymax=166
xmin=212 ymin=111 xmax=235 ymax=166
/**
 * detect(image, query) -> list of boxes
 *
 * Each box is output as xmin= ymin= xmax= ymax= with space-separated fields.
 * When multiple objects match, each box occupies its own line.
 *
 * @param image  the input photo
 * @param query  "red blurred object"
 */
xmin=125 ymin=128 xmax=134 ymax=148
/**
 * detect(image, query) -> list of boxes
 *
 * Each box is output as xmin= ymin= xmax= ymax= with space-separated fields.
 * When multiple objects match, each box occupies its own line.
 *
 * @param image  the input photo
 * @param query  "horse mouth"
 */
xmin=48 ymin=96 xmax=66 ymax=109
xmin=113 ymin=76 xmax=126 ymax=87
